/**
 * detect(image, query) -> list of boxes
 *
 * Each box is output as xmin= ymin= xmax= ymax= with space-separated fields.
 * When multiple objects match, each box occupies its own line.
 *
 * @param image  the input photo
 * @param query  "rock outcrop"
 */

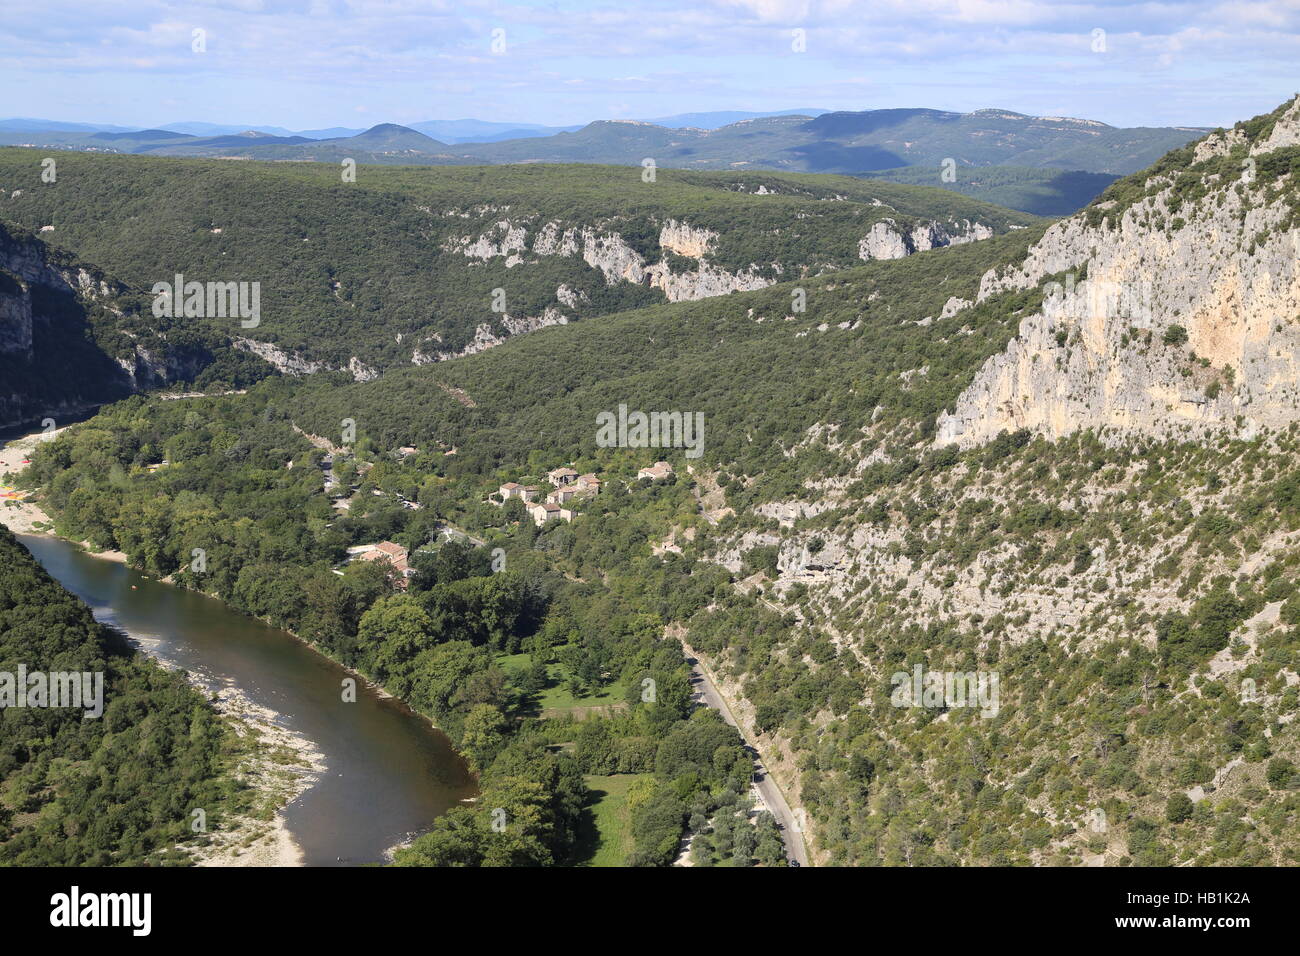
xmin=658 ymin=219 xmax=718 ymax=258
xmin=0 ymin=224 xmax=140 ymax=427
xmin=858 ymin=218 xmax=995 ymax=261
xmin=0 ymin=225 xmax=116 ymax=359
xmin=0 ymin=220 xmax=278 ymax=428
xmin=233 ymin=337 xmax=328 ymax=376
xmin=937 ymin=95 xmax=1300 ymax=449
xmin=412 ymin=307 xmax=571 ymax=363
xmin=0 ymin=268 xmax=33 ymax=358
xmin=232 ymin=338 xmax=379 ymax=381
xmin=451 ymin=217 xmax=778 ymax=303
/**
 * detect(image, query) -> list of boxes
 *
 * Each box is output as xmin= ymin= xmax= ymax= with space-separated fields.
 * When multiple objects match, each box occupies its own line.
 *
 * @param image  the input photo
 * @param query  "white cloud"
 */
xmin=0 ymin=0 xmax=1296 ymax=127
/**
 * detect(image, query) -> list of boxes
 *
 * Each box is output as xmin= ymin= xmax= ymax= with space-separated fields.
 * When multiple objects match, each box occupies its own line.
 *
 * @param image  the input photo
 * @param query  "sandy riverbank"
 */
xmin=130 ymin=647 xmax=327 ymax=867
xmin=175 ymin=676 xmax=326 ymax=867
xmin=0 ymin=429 xmax=126 ymax=563
xmin=0 ymin=430 xmax=60 ymax=535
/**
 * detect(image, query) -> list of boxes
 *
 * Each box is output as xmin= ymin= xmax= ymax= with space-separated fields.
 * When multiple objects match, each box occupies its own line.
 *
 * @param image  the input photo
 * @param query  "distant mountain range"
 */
xmin=0 ymin=107 xmax=1208 ymax=214
xmin=0 ymin=109 xmax=830 ymax=144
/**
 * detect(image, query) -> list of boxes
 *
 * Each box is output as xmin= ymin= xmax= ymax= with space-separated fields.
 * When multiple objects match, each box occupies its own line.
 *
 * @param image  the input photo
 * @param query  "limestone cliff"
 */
xmin=0 ymin=221 xmax=258 ymax=428
xmin=451 ymin=216 xmax=778 ymax=304
xmin=411 ymin=307 xmax=571 ymax=364
xmin=0 ymin=267 xmax=32 ymax=358
xmin=857 ymin=218 xmax=996 ymax=261
xmin=937 ymin=95 xmax=1300 ymax=448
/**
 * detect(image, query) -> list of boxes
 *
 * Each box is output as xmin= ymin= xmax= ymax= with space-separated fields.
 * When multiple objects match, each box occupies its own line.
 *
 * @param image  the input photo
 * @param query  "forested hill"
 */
xmin=862 ymin=166 xmax=1119 ymax=218
xmin=0 ymin=219 xmax=272 ymax=429
xmin=278 ymin=231 xmax=1046 ymax=478
xmin=0 ymin=150 xmax=1035 ymax=375
xmin=0 ymin=527 xmax=235 ymax=864
xmin=459 ymin=110 xmax=1201 ymax=176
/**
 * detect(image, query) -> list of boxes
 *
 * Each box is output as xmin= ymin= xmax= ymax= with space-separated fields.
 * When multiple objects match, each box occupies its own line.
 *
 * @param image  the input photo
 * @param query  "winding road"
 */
xmin=683 ymin=644 xmax=810 ymax=867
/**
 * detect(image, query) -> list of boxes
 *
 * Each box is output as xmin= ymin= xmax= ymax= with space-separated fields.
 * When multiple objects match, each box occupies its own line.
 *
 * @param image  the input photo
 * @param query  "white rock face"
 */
xmin=645 ymin=261 xmax=773 ymax=301
xmin=659 ymin=219 xmax=718 ymax=258
xmin=1194 ymin=127 xmax=1246 ymax=163
xmin=555 ymin=283 xmax=588 ymax=308
xmin=576 ymin=228 xmax=646 ymax=284
xmin=347 ymin=357 xmax=379 ymax=382
xmin=455 ymin=217 xmax=776 ymax=302
xmin=1251 ymin=96 xmax=1300 ymax=155
xmin=233 ymin=338 xmax=328 ymax=376
xmin=937 ymin=95 xmax=1300 ymax=449
xmin=941 ymin=296 xmax=972 ymax=319
xmin=453 ymin=220 xmax=529 ymax=259
xmin=414 ymin=307 xmax=571 ymax=363
xmin=1 ymin=232 xmax=118 ymax=358
xmin=859 ymin=221 xmax=910 ymax=260
xmin=532 ymin=221 xmax=580 ymax=257
xmin=858 ymin=218 xmax=994 ymax=261
xmin=232 ymin=340 xmax=376 ymax=381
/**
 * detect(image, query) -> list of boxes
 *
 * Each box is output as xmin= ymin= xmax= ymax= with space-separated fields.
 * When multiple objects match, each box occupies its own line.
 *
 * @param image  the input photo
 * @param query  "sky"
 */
xmin=1 ymin=0 xmax=1298 ymax=131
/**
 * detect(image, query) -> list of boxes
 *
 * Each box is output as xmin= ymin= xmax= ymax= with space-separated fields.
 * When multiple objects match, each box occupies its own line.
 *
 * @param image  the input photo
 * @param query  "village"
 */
xmin=337 ymin=451 xmax=675 ymax=588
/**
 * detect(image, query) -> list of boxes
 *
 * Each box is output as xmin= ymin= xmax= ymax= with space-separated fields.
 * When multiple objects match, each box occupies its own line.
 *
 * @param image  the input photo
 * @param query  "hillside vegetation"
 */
xmin=863 ymin=166 xmax=1118 ymax=217
xmin=0 ymin=151 xmax=1034 ymax=374
xmin=15 ymin=96 xmax=1300 ymax=867
xmin=0 ymin=526 xmax=240 ymax=865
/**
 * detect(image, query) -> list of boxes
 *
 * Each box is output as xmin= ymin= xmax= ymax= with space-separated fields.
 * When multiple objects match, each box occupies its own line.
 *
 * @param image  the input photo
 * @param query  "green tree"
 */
xmin=1165 ymin=792 xmax=1194 ymax=823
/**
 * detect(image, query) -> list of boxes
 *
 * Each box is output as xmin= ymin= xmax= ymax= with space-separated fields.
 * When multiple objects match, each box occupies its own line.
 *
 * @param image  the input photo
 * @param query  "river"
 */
xmin=16 ymin=533 xmax=476 ymax=867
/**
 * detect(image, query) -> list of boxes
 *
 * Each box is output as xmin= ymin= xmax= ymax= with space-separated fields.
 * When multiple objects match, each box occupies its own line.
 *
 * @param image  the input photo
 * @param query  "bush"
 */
xmin=1266 ymin=758 xmax=1297 ymax=790
xmin=1165 ymin=792 xmax=1194 ymax=823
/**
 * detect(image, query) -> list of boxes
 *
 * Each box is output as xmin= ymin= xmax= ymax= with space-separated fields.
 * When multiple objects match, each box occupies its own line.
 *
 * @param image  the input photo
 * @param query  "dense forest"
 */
xmin=0 ymin=149 xmax=1035 ymax=370
xmin=0 ymin=526 xmax=241 ymax=865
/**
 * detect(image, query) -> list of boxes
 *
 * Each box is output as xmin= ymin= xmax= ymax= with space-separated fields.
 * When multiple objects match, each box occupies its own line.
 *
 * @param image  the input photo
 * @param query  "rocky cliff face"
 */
xmin=456 ymin=213 xmax=999 ymax=299
xmin=857 ymin=218 xmax=996 ymax=261
xmin=411 ymin=307 xmax=571 ymax=364
xmin=937 ymin=95 xmax=1300 ymax=449
xmin=0 ymin=221 xmax=242 ymax=428
xmin=451 ymin=216 xmax=778 ymax=304
xmin=0 ymin=268 xmax=33 ymax=358
xmin=0 ymin=225 xmax=114 ymax=359
xmin=231 ymin=337 xmax=379 ymax=381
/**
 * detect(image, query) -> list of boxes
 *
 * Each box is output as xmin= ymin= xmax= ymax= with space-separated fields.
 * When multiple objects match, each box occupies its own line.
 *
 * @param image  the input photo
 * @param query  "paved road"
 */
xmin=683 ymin=645 xmax=810 ymax=867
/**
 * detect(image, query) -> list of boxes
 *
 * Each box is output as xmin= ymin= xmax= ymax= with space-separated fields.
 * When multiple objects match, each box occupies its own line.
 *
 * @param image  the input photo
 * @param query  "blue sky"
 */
xmin=2 ymin=0 xmax=1297 ymax=130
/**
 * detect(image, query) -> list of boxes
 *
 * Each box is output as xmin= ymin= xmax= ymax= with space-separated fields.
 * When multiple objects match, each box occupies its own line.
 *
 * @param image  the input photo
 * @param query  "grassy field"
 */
xmin=497 ymin=652 xmax=627 ymax=715
xmin=571 ymin=773 xmax=648 ymax=867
